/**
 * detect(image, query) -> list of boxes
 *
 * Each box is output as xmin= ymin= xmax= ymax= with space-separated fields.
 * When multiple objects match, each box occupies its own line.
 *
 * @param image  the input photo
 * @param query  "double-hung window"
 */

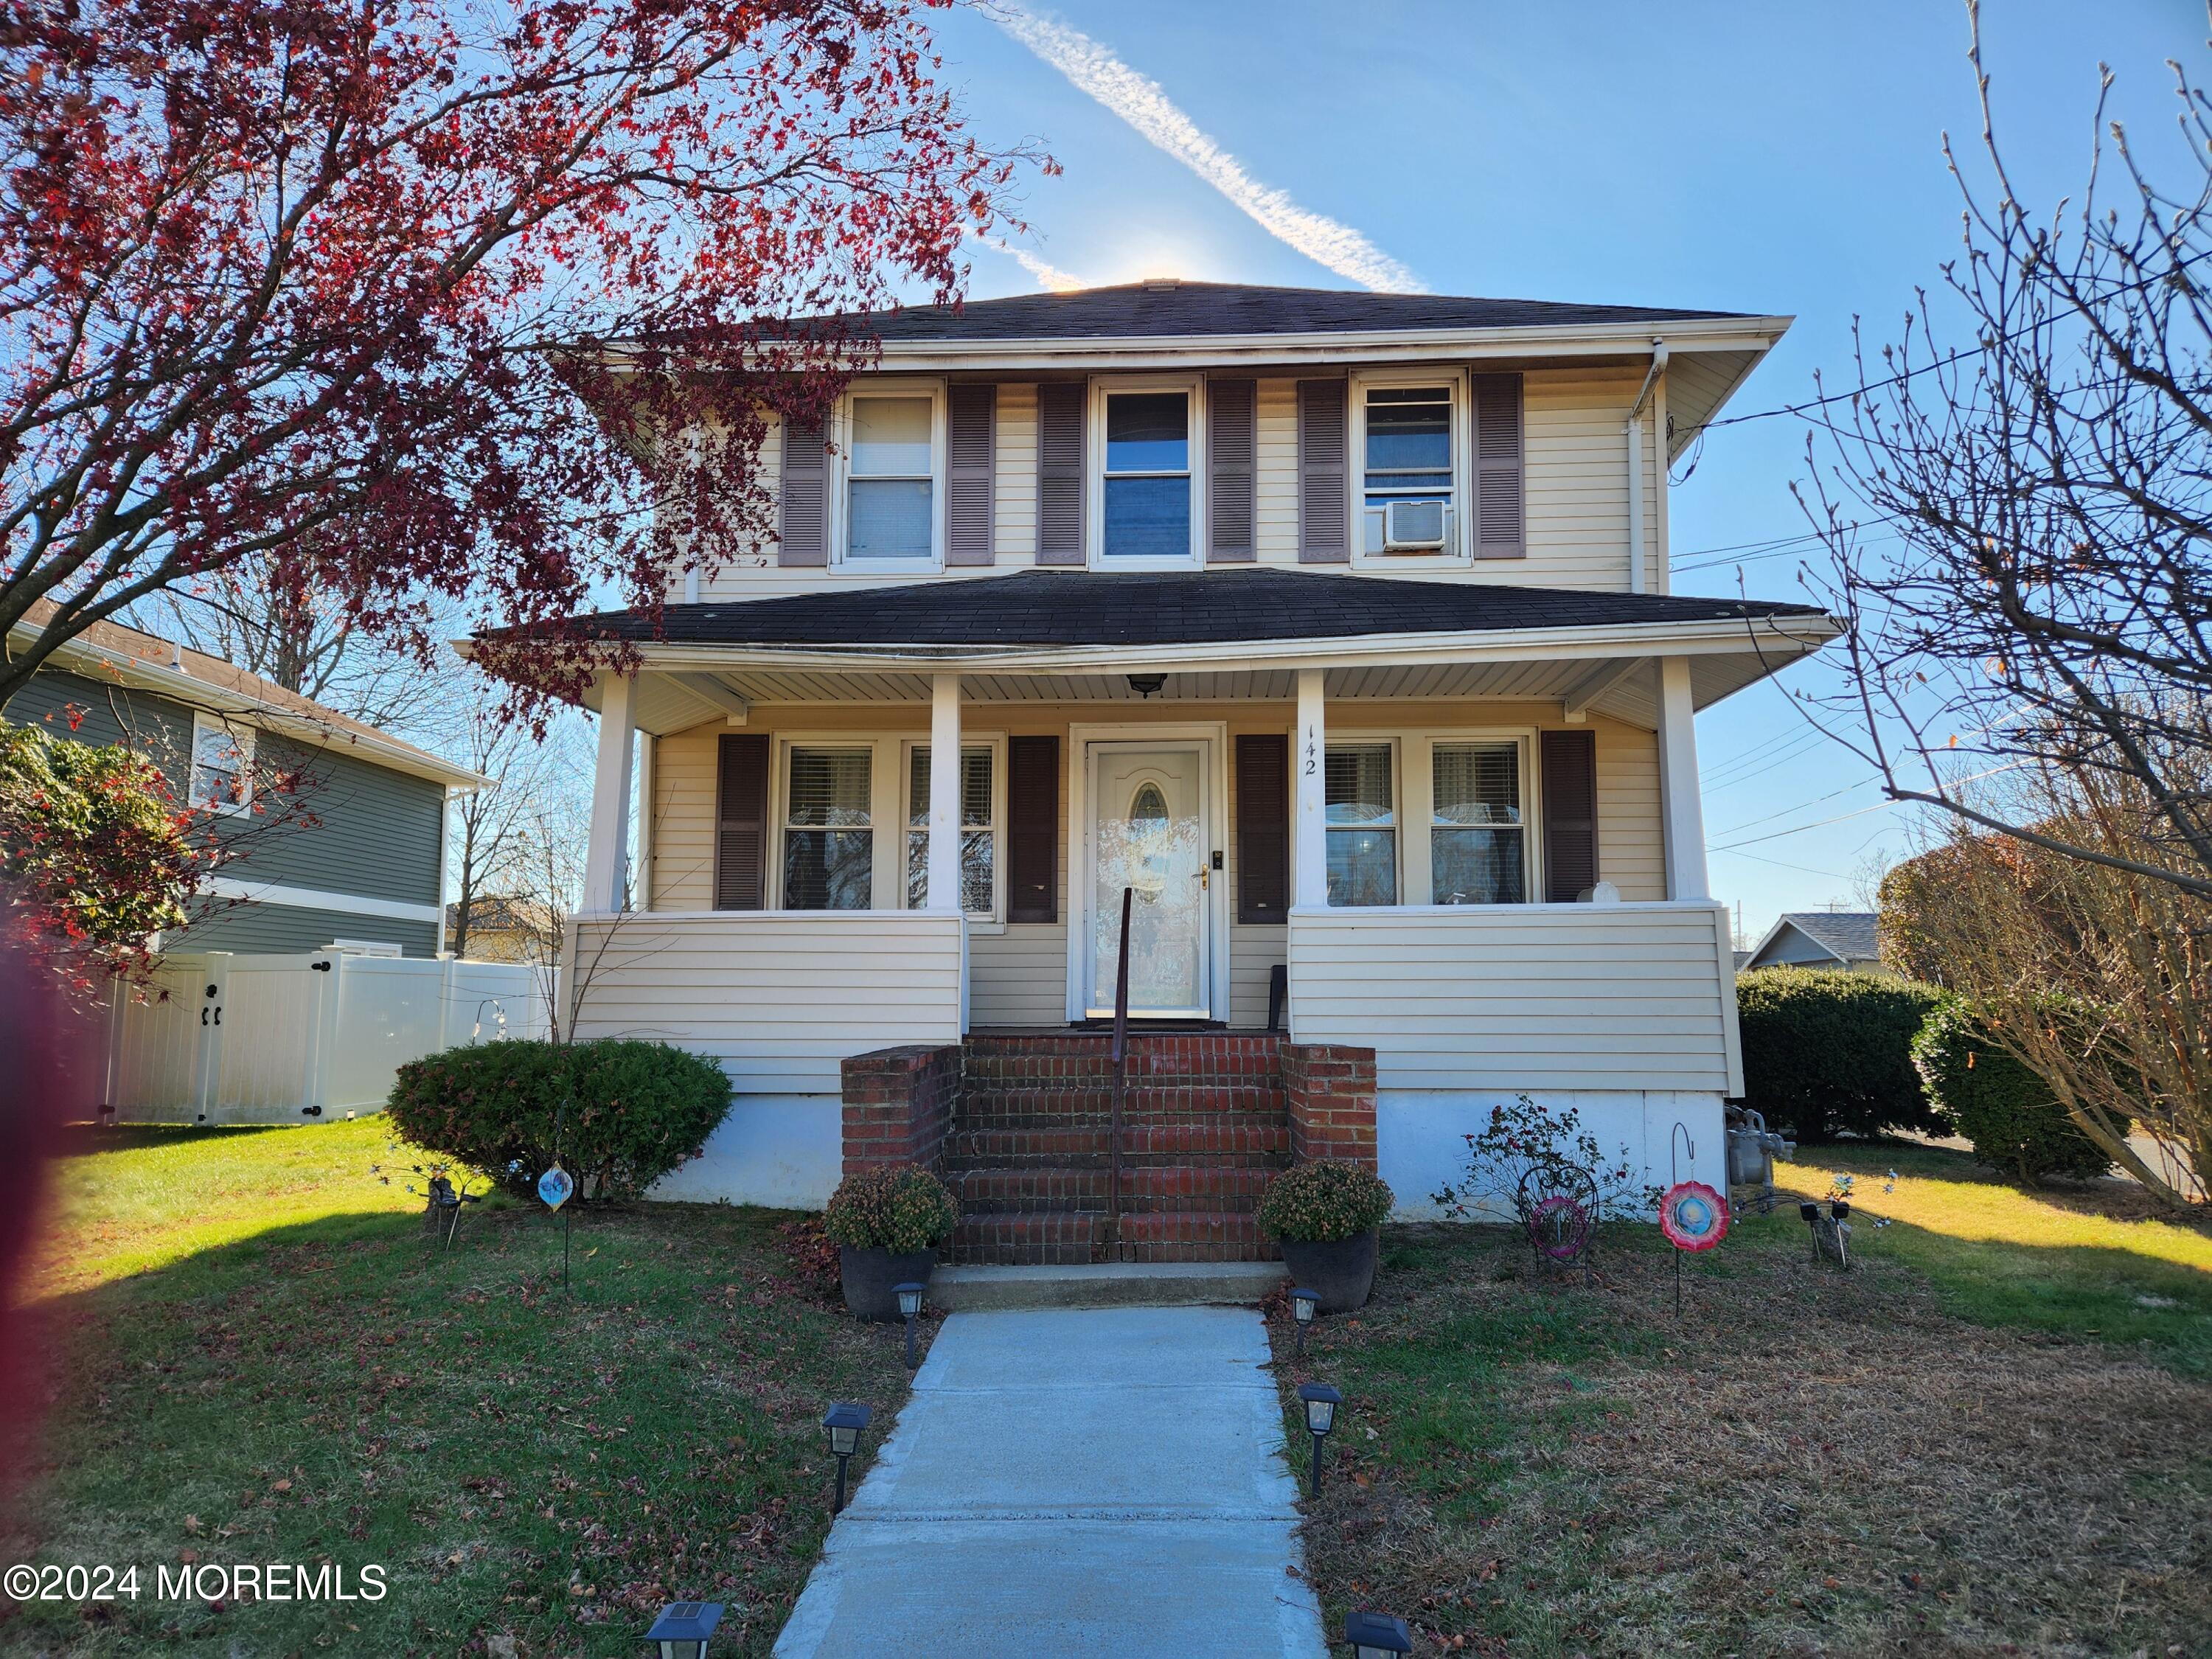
xmin=1429 ymin=741 xmax=1526 ymax=904
xmin=844 ymin=393 xmax=938 ymax=562
xmin=1361 ymin=383 xmax=1456 ymax=556
xmin=189 ymin=714 xmax=254 ymax=813
xmin=782 ymin=747 xmax=873 ymax=909
xmin=905 ymin=745 xmax=998 ymax=917
xmin=1324 ymin=743 xmax=1397 ymax=906
xmin=1100 ymin=387 xmax=1194 ymax=560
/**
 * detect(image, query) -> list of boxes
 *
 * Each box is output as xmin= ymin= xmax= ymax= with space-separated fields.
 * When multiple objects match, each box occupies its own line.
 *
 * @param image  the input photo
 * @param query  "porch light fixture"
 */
xmin=894 ymin=1281 xmax=926 ymax=1371
xmin=1125 ymin=673 xmax=1166 ymax=698
xmin=642 ymin=1600 xmax=723 ymax=1658
xmin=1343 ymin=1609 xmax=1414 ymax=1658
xmin=1290 ymin=1287 xmax=1319 ymax=1357
xmin=822 ymin=1401 xmax=872 ymax=1514
xmin=1298 ymin=1381 xmax=1342 ymax=1496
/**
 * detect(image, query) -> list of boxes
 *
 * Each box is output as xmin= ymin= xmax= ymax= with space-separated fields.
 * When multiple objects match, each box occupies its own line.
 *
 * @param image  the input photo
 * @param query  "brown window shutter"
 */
xmin=946 ymin=383 xmax=996 ymax=566
xmin=778 ymin=415 xmax=829 ymax=567
xmin=1035 ymin=382 xmax=1085 ymax=566
xmin=1006 ymin=734 xmax=1060 ymax=922
xmin=1207 ymin=378 xmax=1256 ymax=563
xmin=1472 ymin=372 xmax=1525 ymax=560
xmin=1540 ymin=728 xmax=1599 ymax=902
xmin=714 ymin=733 xmax=771 ymax=910
xmin=1297 ymin=378 xmax=1349 ymax=563
xmin=1235 ymin=733 xmax=1289 ymax=924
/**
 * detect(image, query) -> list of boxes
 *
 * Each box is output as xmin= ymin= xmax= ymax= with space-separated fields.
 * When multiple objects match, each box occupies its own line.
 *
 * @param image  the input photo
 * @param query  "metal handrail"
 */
xmin=1107 ymin=886 xmax=1133 ymax=1251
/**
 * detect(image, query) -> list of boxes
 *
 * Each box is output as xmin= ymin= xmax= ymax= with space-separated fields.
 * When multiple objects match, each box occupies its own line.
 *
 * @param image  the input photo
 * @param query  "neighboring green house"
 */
xmin=6 ymin=603 xmax=485 ymax=957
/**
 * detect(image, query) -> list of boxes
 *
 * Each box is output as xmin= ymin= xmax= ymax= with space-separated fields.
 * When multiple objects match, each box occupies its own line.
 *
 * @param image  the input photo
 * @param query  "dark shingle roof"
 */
xmin=798 ymin=282 xmax=1753 ymax=344
xmin=1778 ymin=911 xmax=1881 ymax=964
xmin=553 ymin=568 xmax=1822 ymax=650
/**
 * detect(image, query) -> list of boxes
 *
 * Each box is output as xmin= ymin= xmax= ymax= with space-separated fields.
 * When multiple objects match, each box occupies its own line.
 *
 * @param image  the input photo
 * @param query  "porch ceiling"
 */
xmin=625 ymin=646 xmax=1806 ymax=736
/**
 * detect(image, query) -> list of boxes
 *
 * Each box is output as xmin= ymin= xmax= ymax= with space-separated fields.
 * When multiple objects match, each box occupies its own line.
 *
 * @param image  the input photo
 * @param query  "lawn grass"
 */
xmin=1270 ymin=1144 xmax=2212 ymax=1658
xmin=4 ymin=1119 xmax=917 ymax=1658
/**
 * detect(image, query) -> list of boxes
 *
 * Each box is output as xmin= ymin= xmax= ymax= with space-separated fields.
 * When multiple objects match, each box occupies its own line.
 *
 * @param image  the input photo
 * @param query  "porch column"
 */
xmin=1295 ymin=667 xmax=1328 ymax=908
xmin=928 ymin=672 xmax=961 ymax=911
xmin=1655 ymin=655 xmax=1710 ymax=900
xmin=582 ymin=672 xmax=637 ymax=914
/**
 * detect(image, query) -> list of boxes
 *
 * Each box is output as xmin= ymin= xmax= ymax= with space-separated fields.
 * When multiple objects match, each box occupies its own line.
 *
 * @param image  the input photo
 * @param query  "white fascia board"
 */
xmin=614 ymin=613 xmax=1844 ymax=678
xmin=862 ymin=316 xmax=1794 ymax=375
xmin=24 ymin=627 xmax=491 ymax=791
xmin=201 ymin=875 xmax=444 ymax=924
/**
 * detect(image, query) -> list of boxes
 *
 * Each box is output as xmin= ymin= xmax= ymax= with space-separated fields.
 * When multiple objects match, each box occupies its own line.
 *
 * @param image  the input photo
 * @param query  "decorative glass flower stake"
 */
xmin=539 ymin=1164 xmax=575 ymax=1289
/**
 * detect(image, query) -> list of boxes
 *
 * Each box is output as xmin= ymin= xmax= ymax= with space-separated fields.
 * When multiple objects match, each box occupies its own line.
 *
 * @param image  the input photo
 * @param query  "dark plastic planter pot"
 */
xmin=1277 ymin=1228 xmax=1380 ymax=1313
xmin=838 ymin=1245 xmax=937 ymax=1322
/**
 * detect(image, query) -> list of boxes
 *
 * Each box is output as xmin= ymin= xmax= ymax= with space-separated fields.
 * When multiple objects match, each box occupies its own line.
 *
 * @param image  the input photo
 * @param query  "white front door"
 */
xmin=1087 ymin=742 xmax=1211 ymax=1018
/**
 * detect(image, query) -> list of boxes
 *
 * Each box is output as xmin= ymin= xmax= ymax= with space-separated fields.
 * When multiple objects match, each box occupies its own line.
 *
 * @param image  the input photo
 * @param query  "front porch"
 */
xmin=548 ymin=573 xmax=1822 ymax=1251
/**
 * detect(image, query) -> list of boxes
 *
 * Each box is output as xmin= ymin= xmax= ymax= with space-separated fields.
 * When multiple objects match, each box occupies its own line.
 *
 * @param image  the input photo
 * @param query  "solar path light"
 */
xmin=822 ymin=1402 xmax=872 ymax=1514
xmin=1298 ymin=1382 xmax=1341 ymax=1497
xmin=642 ymin=1601 xmax=723 ymax=1659
xmin=1343 ymin=1609 xmax=1414 ymax=1657
xmin=1290 ymin=1286 xmax=1318 ymax=1357
xmin=895 ymin=1281 xmax=925 ymax=1371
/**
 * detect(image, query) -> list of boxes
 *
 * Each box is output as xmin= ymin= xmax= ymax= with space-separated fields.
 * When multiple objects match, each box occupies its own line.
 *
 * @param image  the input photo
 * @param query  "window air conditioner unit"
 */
xmin=1382 ymin=498 xmax=1448 ymax=552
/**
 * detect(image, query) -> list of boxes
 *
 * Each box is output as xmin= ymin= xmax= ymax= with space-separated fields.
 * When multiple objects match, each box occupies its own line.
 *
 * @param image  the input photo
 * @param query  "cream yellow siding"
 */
xmin=568 ymin=911 xmax=964 ymax=1098
xmin=1594 ymin=717 xmax=1664 ymax=901
xmin=1287 ymin=902 xmax=1742 ymax=1093
xmin=993 ymin=382 xmax=1038 ymax=560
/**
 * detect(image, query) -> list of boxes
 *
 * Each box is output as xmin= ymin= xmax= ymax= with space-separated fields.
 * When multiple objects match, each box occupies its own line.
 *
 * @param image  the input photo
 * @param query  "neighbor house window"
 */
xmin=782 ymin=747 xmax=872 ymax=909
xmin=846 ymin=394 xmax=936 ymax=560
xmin=1102 ymin=389 xmax=1192 ymax=559
xmin=906 ymin=745 xmax=997 ymax=916
xmin=1325 ymin=743 xmax=1396 ymax=906
xmin=1430 ymin=740 xmax=1526 ymax=904
xmin=1362 ymin=383 xmax=1455 ymax=554
xmin=189 ymin=714 xmax=254 ymax=813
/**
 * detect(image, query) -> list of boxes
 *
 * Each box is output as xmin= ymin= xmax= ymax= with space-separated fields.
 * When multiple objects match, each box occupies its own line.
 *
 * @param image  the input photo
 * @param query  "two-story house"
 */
xmin=481 ymin=280 xmax=1840 ymax=1258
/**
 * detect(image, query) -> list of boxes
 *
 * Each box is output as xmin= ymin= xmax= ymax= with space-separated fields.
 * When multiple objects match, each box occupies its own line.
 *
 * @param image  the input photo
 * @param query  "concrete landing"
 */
xmin=929 ymin=1259 xmax=1285 ymax=1312
xmin=771 ymin=1305 xmax=1326 ymax=1658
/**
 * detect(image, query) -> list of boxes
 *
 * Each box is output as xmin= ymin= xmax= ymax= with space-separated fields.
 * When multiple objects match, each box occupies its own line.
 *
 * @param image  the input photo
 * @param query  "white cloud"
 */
xmin=975 ymin=232 xmax=1087 ymax=293
xmin=995 ymin=4 xmax=1426 ymax=294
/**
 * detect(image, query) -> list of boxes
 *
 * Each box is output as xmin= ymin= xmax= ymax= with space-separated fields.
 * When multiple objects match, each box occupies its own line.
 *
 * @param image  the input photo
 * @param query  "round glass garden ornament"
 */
xmin=1658 ymin=1180 xmax=1728 ymax=1251
xmin=538 ymin=1164 xmax=574 ymax=1211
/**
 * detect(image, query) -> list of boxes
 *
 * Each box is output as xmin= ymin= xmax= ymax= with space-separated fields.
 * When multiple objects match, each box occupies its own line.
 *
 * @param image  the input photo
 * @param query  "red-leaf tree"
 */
xmin=1 ymin=0 xmax=1034 ymax=720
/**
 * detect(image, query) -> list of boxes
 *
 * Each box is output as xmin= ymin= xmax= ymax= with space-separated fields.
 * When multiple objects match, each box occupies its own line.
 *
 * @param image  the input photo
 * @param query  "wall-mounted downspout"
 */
xmin=1626 ymin=338 xmax=1669 ymax=594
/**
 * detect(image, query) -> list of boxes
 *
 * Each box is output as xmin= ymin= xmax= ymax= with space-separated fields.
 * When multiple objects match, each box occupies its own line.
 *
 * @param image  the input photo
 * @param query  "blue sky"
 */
xmin=925 ymin=0 xmax=2197 ymax=942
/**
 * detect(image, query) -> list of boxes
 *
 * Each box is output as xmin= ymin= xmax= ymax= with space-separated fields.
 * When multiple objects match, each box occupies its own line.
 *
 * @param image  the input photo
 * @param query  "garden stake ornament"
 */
xmin=1655 ymin=1122 xmax=1728 ymax=1315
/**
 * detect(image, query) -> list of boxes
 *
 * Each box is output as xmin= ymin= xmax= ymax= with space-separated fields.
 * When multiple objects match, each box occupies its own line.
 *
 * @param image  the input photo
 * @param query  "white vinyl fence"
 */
xmin=102 ymin=950 xmax=550 ymax=1124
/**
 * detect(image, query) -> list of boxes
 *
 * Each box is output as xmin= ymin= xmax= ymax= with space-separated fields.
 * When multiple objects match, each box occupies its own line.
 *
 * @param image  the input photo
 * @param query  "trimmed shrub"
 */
xmin=1913 ymin=998 xmax=2123 ymax=1183
xmin=823 ymin=1165 xmax=959 ymax=1253
xmin=387 ymin=1038 xmax=731 ymax=1201
xmin=1735 ymin=968 xmax=1944 ymax=1143
xmin=1257 ymin=1161 xmax=1394 ymax=1242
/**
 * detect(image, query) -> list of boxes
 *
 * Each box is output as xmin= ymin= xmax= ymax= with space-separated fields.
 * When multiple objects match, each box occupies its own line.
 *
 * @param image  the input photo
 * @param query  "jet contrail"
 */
xmin=976 ymin=232 xmax=1088 ymax=293
xmin=995 ymin=5 xmax=1426 ymax=294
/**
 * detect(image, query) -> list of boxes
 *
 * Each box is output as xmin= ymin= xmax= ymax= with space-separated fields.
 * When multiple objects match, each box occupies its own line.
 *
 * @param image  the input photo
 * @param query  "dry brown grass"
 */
xmin=1268 ymin=1209 xmax=2212 ymax=1658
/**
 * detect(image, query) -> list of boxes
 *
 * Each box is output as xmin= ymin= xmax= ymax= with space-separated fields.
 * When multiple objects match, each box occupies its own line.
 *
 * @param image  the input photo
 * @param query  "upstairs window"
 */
xmin=845 ymin=394 xmax=936 ymax=561
xmin=189 ymin=714 xmax=254 ymax=813
xmin=1430 ymin=741 xmax=1526 ymax=904
xmin=1361 ymin=383 xmax=1455 ymax=555
xmin=1324 ymin=742 xmax=1397 ymax=906
xmin=1102 ymin=389 xmax=1192 ymax=560
xmin=905 ymin=744 xmax=998 ymax=917
xmin=783 ymin=747 xmax=872 ymax=909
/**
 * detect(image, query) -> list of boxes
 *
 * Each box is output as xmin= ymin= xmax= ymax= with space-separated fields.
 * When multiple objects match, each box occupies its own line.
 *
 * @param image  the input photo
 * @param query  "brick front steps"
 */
xmin=841 ymin=1032 xmax=1377 ymax=1267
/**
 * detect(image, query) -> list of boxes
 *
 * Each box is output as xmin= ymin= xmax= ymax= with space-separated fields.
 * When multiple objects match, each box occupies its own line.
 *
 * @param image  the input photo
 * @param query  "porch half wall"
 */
xmin=566 ymin=911 xmax=964 ymax=1206
xmin=1286 ymin=900 xmax=1742 ymax=1214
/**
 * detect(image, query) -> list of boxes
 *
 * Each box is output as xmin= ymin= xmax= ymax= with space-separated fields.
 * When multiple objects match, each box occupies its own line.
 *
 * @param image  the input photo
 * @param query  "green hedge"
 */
xmin=387 ymin=1038 xmax=732 ymax=1201
xmin=1734 ymin=968 xmax=1944 ymax=1143
xmin=1912 ymin=998 xmax=2122 ymax=1183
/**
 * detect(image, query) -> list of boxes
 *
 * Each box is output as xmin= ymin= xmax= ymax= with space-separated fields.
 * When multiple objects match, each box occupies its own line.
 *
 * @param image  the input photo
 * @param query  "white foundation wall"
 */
xmin=1378 ymin=1088 xmax=1729 ymax=1220
xmin=650 ymin=1095 xmax=843 ymax=1208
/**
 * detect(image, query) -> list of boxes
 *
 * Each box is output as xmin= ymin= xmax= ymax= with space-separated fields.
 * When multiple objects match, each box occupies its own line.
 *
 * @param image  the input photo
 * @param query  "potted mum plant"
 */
xmin=1257 ymin=1161 xmax=1394 ymax=1312
xmin=822 ymin=1164 xmax=959 ymax=1321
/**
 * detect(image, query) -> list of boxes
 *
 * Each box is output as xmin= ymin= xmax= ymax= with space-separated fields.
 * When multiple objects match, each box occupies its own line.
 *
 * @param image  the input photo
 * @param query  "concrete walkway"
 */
xmin=772 ymin=1305 xmax=1329 ymax=1658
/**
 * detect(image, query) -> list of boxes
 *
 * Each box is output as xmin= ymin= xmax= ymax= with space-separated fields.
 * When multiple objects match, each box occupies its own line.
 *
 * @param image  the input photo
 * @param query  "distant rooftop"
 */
xmin=1773 ymin=911 xmax=1880 ymax=964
